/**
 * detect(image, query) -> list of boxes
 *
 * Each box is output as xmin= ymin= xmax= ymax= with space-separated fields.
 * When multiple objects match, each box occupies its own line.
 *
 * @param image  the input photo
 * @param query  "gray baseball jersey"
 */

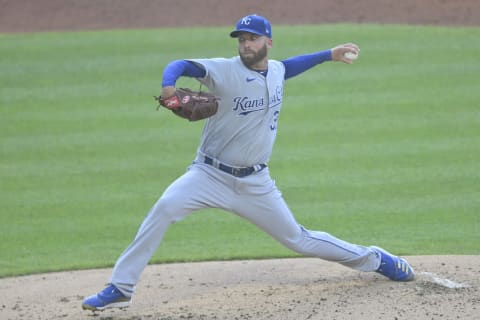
xmin=188 ymin=57 xmax=284 ymax=167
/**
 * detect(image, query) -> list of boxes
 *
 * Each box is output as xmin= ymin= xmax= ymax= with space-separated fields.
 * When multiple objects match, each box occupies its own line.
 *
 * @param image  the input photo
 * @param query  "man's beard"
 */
xmin=239 ymin=43 xmax=268 ymax=68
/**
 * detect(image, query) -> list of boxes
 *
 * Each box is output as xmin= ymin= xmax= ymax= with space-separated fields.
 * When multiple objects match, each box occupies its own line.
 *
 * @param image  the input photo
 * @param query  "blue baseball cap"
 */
xmin=230 ymin=14 xmax=272 ymax=39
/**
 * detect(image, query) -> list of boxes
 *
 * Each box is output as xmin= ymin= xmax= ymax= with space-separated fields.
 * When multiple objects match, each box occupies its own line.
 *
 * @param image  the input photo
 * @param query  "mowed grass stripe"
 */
xmin=1 ymin=24 xmax=479 ymax=276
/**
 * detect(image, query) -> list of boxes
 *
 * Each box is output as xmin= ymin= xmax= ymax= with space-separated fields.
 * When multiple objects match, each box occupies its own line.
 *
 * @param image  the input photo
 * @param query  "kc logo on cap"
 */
xmin=230 ymin=14 xmax=272 ymax=39
xmin=241 ymin=17 xmax=252 ymax=25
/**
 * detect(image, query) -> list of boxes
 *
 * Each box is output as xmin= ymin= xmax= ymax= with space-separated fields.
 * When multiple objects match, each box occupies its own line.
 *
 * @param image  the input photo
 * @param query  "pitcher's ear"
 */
xmin=267 ymin=38 xmax=273 ymax=49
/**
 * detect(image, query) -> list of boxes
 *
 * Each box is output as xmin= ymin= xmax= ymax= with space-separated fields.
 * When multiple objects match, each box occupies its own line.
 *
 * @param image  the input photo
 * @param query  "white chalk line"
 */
xmin=419 ymin=272 xmax=470 ymax=289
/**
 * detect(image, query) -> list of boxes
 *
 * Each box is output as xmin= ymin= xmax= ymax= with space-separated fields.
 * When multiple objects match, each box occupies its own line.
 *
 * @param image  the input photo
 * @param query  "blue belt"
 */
xmin=203 ymin=156 xmax=267 ymax=178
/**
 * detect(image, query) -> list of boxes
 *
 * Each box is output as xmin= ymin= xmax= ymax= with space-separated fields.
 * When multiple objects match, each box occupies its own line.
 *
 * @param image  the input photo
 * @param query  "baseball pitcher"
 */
xmin=82 ymin=14 xmax=414 ymax=312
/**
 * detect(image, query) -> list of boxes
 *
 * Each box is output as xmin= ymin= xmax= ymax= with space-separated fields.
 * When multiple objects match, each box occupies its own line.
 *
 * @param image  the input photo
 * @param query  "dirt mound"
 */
xmin=1 ymin=256 xmax=479 ymax=320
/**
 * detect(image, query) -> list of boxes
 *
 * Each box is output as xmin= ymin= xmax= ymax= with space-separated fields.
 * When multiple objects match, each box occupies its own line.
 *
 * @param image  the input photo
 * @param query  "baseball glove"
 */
xmin=154 ymin=88 xmax=218 ymax=121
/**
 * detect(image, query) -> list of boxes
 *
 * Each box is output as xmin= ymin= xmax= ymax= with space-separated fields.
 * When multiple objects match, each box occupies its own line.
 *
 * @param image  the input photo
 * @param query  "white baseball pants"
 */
xmin=110 ymin=161 xmax=380 ymax=297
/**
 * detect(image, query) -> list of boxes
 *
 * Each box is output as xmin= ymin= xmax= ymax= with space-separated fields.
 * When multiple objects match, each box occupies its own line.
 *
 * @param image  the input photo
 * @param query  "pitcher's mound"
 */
xmin=1 ymin=256 xmax=478 ymax=320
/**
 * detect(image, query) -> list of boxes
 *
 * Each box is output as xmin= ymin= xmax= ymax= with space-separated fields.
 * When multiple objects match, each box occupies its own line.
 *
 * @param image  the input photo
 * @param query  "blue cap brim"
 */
xmin=230 ymin=28 xmax=270 ymax=38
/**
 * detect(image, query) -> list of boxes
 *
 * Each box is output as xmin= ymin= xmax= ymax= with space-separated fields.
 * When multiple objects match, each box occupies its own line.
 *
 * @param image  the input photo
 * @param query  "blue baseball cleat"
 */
xmin=82 ymin=284 xmax=131 ymax=311
xmin=371 ymin=246 xmax=415 ymax=281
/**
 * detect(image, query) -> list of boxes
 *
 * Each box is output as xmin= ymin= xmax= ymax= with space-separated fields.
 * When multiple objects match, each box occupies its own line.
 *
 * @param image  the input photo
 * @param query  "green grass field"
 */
xmin=1 ymin=24 xmax=479 ymax=277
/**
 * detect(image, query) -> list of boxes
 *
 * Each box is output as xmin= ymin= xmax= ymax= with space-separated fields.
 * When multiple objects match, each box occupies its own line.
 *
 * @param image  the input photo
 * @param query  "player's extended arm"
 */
xmin=282 ymin=43 xmax=360 ymax=79
xmin=282 ymin=50 xmax=332 ymax=79
xmin=161 ymin=60 xmax=206 ymax=98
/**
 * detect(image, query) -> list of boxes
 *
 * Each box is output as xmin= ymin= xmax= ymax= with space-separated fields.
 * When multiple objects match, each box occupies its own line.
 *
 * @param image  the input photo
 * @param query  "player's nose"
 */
xmin=242 ymin=41 xmax=251 ymax=49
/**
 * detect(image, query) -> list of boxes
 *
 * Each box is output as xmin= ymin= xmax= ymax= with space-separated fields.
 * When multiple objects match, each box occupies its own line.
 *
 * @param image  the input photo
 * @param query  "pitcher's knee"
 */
xmin=279 ymin=228 xmax=313 ymax=255
xmin=150 ymin=196 xmax=189 ymax=223
xmin=280 ymin=227 xmax=333 ymax=257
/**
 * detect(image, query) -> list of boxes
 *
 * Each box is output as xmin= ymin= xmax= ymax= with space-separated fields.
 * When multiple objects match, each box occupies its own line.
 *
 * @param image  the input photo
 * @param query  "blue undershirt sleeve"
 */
xmin=161 ymin=60 xmax=206 ymax=87
xmin=281 ymin=50 xmax=332 ymax=80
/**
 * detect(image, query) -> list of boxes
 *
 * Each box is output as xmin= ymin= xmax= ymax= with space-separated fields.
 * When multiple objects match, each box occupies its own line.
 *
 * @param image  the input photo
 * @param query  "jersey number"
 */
xmin=270 ymin=111 xmax=280 ymax=131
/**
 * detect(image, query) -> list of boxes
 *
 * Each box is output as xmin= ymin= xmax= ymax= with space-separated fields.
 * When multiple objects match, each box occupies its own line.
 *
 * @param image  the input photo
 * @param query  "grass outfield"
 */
xmin=1 ymin=24 xmax=479 ymax=277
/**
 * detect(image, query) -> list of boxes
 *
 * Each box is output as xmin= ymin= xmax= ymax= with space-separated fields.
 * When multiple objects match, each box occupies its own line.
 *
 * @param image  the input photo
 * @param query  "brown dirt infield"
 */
xmin=1 ymin=1 xmax=479 ymax=320
xmin=1 ymin=257 xmax=479 ymax=320
xmin=1 ymin=0 xmax=479 ymax=33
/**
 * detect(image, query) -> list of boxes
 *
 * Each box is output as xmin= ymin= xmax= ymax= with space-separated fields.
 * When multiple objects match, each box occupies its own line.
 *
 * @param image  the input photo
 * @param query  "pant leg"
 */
xmin=231 ymin=168 xmax=380 ymax=272
xmin=110 ymin=164 xmax=233 ymax=296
